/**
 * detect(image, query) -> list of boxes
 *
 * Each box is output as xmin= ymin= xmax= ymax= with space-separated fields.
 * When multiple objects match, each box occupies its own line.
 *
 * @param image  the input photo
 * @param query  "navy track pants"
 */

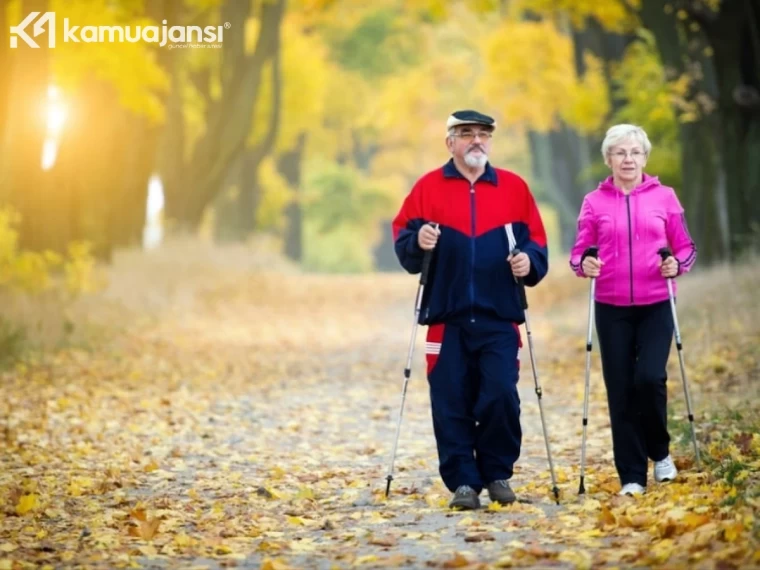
xmin=425 ymin=319 xmax=522 ymax=493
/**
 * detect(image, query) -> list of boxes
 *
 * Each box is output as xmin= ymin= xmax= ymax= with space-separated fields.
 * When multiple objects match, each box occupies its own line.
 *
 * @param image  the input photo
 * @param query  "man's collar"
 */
xmin=443 ymin=158 xmax=498 ymax=185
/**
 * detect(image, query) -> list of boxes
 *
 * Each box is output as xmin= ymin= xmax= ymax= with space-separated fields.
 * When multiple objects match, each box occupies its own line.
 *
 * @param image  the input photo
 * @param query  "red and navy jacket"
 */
xmin=392 ymin=159 xmax=549 ymax=326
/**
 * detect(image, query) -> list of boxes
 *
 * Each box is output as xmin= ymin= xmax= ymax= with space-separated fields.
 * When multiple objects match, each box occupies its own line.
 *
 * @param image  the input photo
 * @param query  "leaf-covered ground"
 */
xmin=2 ymin=247 xmax=759 ymax=569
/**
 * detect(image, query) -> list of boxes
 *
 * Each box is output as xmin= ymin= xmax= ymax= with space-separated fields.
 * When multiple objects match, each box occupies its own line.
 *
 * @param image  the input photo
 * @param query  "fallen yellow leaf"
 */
xmin=128 ymin=517 xmax=161 ymax=540
xmin=173 ymin=533 xmax=193 ymax=547
xmin=598 ymin=504 xmax=616 ymax=528
xmin=260 ymin=558 xmax=292 ymax=570
xmin=441 ymin=552 xmax=472 ymax=568
xmin=683 ymin=513 xmax=711 ymax=530
xmin=558 ymin=549 xmax=592 ymax=570
xmin=581 ymin=498 xmax=601 ymax=511
xmin=723 ymin=522 xmax=743 ymax=542
xmin=15 ymin=494 xmax=39 ymax=516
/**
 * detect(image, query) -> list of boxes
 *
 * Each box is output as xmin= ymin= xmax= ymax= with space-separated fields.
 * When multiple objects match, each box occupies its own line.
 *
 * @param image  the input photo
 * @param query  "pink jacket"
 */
xmin=569 ymin=174 xmax=697 ymax=306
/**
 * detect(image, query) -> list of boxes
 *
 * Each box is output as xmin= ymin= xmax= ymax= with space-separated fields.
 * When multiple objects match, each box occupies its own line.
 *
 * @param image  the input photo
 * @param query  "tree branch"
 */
xmin=182 ymin=0 xmax=286 ymax=223
xmin=619 ymin=0 xmax=638 ymax=19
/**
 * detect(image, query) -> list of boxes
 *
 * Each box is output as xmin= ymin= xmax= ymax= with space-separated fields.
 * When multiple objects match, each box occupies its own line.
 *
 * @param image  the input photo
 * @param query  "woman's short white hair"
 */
xmin=601 ymin=124 xmax=652 ymax=160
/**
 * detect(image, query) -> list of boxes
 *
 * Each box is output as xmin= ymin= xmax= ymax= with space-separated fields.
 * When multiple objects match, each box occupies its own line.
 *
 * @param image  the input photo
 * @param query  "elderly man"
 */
xmin=391 ymin=110 xmax=550 ymax=510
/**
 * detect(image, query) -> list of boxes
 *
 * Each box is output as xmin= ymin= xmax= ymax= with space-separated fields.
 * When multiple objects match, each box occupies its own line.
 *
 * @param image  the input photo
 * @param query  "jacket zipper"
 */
xmin=470 ymin=183 xmax=476 ymax=323
xmin=626 ymin=194 xmax=634 ymax=303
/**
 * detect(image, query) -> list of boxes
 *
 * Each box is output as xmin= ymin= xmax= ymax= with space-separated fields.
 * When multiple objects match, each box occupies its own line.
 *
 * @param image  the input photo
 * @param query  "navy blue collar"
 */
xmin=443 ymin=158 xmax=498 ymax=185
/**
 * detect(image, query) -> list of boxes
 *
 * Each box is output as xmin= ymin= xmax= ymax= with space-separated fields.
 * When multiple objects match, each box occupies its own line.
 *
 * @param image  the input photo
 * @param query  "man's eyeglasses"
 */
xmin=452 ymin=130 xmax=493 ymax=141
xmin=609 ymin=150 xmax=646 ymax=160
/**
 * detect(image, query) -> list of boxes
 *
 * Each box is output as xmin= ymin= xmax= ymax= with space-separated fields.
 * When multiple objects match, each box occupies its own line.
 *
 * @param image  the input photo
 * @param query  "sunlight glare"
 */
xmin=143 ymin=175 xmax=165 ymax=250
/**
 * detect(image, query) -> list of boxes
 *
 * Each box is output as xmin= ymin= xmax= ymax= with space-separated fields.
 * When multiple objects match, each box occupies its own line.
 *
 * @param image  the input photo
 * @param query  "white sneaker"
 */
xmin=619 ymin=483 xmax=645 ymax=496
xmin=654 ymin=455 xmax=678 ymax=482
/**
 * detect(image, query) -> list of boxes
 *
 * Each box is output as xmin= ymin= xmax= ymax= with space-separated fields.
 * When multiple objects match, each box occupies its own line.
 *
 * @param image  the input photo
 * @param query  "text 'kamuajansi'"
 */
xmin=10 ymin=12 xmax=228 ymax=49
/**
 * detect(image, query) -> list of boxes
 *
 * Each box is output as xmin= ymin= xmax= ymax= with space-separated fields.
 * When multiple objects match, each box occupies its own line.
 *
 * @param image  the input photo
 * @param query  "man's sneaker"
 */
xmin=654 ymin=455 xmax=678 ymax=482
xmin=619 ymin=482 xmax=645 ymax=496
xmin=486 ymin=480 xmax=517 ymax=505
xmin=449 ymin=485 xmax=481 ymax=510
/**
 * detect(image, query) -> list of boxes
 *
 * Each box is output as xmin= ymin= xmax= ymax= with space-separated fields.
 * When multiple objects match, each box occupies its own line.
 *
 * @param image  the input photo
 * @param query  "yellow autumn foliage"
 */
xmin=0 ymin=207 xmax=98 ymax=296
xmin=256 ymin=157 xmax=295 ymax=232
xmin=517 ymin=0 xmax=640 ymax=32
xmin=480 ymin=19 xmax=608 ymax=134
xmin=43 ymin=0 xmax=170 ymax=124
xmin=249 ymin=12 xmax=330 ymax=153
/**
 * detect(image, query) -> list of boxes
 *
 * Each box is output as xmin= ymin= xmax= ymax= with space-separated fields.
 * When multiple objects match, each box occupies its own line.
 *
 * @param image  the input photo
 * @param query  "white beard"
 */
xmin=464 ymin=152 xmax=487 ymax=168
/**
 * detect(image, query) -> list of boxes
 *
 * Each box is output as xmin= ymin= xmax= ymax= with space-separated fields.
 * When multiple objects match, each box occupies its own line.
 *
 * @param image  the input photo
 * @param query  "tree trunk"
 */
xmin=154 ymin=50 xmax=185 ymax=235
xmin=638 ymin=0 xmax=729 ymax=265
xmin=110 ymin=117 xmax=160 ymax=250
xmin=679 ymin=121 xmax=725 ymax=263
xmin=51 ymin=79 xmax=127 ymax=260
xmin=164 ymin=0 xmax=285 ymax=229
xmin=3 ymin=0 xmax=51 ymax=250
xmin=149 ymin=0 xmax=185 ymax=239
xmin=572 ymin=18 xmax=635 ymax=117
xmin=211 ymin=157 xmax=243 ymax=243
xmin=0 ymin=0 xmax=11 ymax=182
xmin=236 ymin=44 xmax=283 ymax=237
xmin=351 ymin=130 xmax=380 ymax=173
xmin=213 ymin=44 xmax=284 ymax=243
xmin=279 ymin=132 xmax=307 ymax=262
xmin=700 ymin=0 xmax=760 ymax=255
xmin=527 ymin=130 xmax=580 ymax=251
xmin=531 ymin=18 xmax=635 ymax=252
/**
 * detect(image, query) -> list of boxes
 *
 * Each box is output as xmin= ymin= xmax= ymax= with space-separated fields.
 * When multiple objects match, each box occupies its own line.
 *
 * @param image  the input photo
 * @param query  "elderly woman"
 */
xmin=569 ymin=124 xmax=697 ymax=496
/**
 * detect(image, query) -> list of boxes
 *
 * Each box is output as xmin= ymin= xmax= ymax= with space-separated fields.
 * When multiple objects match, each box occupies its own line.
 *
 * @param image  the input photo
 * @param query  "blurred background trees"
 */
xmin=1 ymin=0 xmax=758 ymax=272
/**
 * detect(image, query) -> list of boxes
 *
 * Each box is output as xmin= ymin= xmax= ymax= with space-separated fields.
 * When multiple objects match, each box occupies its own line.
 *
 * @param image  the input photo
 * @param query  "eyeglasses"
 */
xmin=452 ymin=130 xmax=493 ymax=141
xmin=609 ymin=150 xmax=646 ymax=160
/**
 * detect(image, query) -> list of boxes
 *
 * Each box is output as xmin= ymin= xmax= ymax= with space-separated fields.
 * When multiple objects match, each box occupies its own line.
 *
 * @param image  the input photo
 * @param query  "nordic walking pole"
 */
xmin=511 ymin=248 xmax=560 ymax=504
xmin=658 ymin=247 xmax=701 ymax=468
xmin=578 ymin=246 xmax=599 ymax=495
xmin=385 ymin=223 xmax=439 ymax=498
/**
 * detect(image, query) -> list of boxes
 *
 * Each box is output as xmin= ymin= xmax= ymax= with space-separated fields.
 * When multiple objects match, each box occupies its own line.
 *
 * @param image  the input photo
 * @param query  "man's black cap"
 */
xmin=446 ymin=110 xmax=496 ymax=131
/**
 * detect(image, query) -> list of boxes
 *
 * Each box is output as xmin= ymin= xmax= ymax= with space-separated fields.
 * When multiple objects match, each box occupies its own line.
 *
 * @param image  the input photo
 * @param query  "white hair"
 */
xmin=601 ymin=124 xmax=652 ymax=160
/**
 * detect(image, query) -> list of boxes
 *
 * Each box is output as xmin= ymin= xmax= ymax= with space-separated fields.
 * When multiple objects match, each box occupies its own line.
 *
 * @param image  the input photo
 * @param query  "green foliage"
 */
xmin=609 ymin=30 xmax=682 ymax=188
xmin=0 ymin=317 xmax=27 ymax=369
xmin=302 ymin=222 xmax=376 ymax=273
xmin=327 ymin=8 xmax=421 ymax=78
xmin=304 ymin=162 xmax=395 ymax=234
xmin=300 ymin=161 xmax=396 ymax=272
xmin=256 ymin=157 xmax=295 ymax=232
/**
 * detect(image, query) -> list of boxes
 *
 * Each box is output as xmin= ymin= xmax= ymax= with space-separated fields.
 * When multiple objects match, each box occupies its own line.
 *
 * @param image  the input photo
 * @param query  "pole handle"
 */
xmin=584 ymin=246 xmax=599 ymax=259
xmin=658 ymin=247 xmax=677 ymax=280
xmin=510 ymin=248 xmax=528 ymax=310
xmin=420 ymin=223 xmax=439 ymax=286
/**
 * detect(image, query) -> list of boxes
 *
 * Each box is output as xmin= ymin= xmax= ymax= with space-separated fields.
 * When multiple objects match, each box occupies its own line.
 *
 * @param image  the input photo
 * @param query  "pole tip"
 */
xmin=385 ymin=476 xmax=392 ymax=498
xmin=553 ymin=486 xmax=560 ymax=505
xmin=578 ymin=478 xmax=585 ymax=495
